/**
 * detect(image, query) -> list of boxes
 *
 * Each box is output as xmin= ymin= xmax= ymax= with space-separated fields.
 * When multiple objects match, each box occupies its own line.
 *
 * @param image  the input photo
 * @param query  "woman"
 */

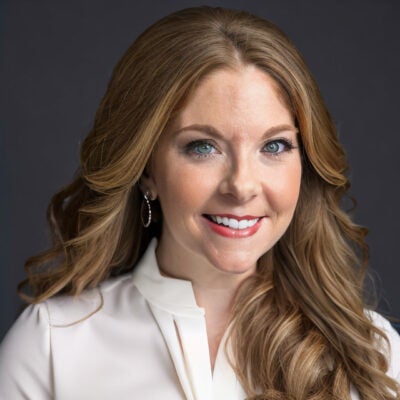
xmin=0 ymin=6 xmax=399 ymax=400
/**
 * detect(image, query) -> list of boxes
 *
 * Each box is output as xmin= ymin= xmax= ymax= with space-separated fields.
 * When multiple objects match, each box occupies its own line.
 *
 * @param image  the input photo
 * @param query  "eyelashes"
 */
xmin=183 ymin=138 xmax=296 ymax=159
xmin=184 ymin=140 xmax=218 ymax=158
xmin=262 ymin=139 xmax=295 ymax=154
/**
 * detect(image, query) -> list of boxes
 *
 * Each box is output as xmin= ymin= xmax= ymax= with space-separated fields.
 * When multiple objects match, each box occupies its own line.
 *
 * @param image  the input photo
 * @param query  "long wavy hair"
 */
xmin=19 ymin=6 xmax=399 ymax=399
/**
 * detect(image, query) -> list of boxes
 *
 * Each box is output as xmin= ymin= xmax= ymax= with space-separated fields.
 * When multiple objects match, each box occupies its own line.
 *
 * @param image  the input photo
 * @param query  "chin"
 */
xmin=205 ymin=250 xmax=259 ymax=276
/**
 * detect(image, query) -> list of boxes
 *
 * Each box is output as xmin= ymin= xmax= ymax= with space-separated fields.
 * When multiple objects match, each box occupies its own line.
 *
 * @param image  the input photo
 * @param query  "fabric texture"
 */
xmin=0 ymin=239 xmax=399 ymax=399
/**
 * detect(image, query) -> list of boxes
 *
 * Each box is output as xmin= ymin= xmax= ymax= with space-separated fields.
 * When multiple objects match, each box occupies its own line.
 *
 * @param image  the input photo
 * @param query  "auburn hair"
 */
xmin=19 ymin=6 xmax=399 ymax=399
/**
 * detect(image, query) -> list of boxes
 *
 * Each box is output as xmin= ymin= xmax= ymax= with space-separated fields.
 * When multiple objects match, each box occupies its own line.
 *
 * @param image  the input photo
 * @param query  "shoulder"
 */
xmin=0 ymin=272 xmax=143 ymax=398
xmin=0 ymin=271 xmax=144 ymax=340
xmin=43 ymin=271 xmax=139 ymax=327
xmin=366 ymin=309 xmax=400 ymax=381
xmin=0 ymin=302 xmax=52 ymax=398
xmin=0 ymin=302 xmax=51 ymax=361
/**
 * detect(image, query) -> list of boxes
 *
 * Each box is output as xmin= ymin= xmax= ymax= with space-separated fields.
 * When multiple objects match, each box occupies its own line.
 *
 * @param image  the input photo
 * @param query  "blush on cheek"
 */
xmin=175 ymin=171 xmax=217 ymax=200
xmin=158 ymin=175 xmax=201 ymax=211
xmin=261 ymin=180 xmax=301 ymax=212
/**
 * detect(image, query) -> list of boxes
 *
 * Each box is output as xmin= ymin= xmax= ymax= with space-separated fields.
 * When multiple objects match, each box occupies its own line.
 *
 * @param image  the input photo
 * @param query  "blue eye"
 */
xmin=194 ymin=142 xmax=214 ymax=154
xmin=185 ymin=140 xmax=217 ymax=158
xmin=263 ymin=139 xmax=293 ymax=155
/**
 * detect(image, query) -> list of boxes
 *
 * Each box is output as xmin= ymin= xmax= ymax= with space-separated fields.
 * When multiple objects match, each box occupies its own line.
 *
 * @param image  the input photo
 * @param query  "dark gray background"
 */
xmin=1 ymin=0 xmax=399 ymax=341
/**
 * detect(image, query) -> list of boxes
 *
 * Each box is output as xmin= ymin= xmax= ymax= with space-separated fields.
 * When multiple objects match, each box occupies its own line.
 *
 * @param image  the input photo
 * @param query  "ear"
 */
xmin=139 ymin=164 xmax=158 ymax=200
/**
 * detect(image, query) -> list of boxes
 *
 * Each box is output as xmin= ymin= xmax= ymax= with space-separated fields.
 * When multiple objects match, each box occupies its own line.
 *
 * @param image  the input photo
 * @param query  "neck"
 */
xmin=156 ymin=244 xmax=252 ymax=314
xmin=155 ymin=239 xmax=255 ymax=371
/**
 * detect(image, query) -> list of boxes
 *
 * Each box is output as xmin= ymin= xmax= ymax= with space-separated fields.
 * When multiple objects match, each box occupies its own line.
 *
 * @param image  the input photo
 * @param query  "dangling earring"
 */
xmin=141 ymin=191 xmax=153 ymax=228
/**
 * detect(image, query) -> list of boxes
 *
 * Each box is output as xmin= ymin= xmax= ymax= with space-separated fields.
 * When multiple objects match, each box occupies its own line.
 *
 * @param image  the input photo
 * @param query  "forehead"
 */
xmin=170 ymin=65 xmax=294 ymax=133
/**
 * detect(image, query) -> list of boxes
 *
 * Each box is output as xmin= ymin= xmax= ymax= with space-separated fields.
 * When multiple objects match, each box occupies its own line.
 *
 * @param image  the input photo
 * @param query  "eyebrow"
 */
xmin=171 ymin=123 xmax=298 ymax=140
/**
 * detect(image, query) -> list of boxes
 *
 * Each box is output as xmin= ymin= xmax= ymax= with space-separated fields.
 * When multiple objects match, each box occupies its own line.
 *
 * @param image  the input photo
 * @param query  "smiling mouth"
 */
xmin=203 ymin=214 xmax=261 ymax=230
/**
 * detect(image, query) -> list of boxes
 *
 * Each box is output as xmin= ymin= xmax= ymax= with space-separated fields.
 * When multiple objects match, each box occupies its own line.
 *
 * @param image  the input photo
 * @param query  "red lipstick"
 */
xmin=203 ymin=215 xmax=263 ymax=238
xmin=208 ymin=213 xmax=260 ymax=220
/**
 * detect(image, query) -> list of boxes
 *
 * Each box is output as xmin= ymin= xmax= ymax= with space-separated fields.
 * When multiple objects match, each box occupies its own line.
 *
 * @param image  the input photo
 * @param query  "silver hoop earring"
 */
xmin=141 ymin=191 xmax=152 ymax=228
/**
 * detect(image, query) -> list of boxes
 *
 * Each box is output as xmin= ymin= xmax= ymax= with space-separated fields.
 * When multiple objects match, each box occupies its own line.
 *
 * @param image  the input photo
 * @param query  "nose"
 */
xmin=218 ymin=155 xmax=262 ymax=203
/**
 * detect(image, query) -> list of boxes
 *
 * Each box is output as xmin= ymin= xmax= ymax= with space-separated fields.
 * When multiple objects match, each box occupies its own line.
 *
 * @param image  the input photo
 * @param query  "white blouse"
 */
xmin=0 ymin=239 xmax=399 ymax=399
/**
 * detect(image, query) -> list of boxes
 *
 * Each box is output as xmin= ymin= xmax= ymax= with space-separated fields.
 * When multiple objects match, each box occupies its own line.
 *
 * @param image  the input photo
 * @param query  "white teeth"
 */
xmin=209 ymin=215 xmax=259 ymax=230
xmin=230 ymin=219 xmax=239 ymax=229
xmin=238 ymin=220 xmax=248 ymax=229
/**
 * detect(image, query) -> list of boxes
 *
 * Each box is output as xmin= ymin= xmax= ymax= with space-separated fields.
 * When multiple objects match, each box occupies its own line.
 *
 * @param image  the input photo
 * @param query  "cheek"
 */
xmin=154 ymin=162 xmax=218 ymax=214
xmin=263 ymin=162 xmax=302 ymax=212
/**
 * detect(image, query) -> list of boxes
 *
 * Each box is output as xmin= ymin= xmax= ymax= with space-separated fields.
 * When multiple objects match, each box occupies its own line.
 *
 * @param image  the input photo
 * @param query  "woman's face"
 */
xmin=143 ymin=65 xmax=302 ymax=278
